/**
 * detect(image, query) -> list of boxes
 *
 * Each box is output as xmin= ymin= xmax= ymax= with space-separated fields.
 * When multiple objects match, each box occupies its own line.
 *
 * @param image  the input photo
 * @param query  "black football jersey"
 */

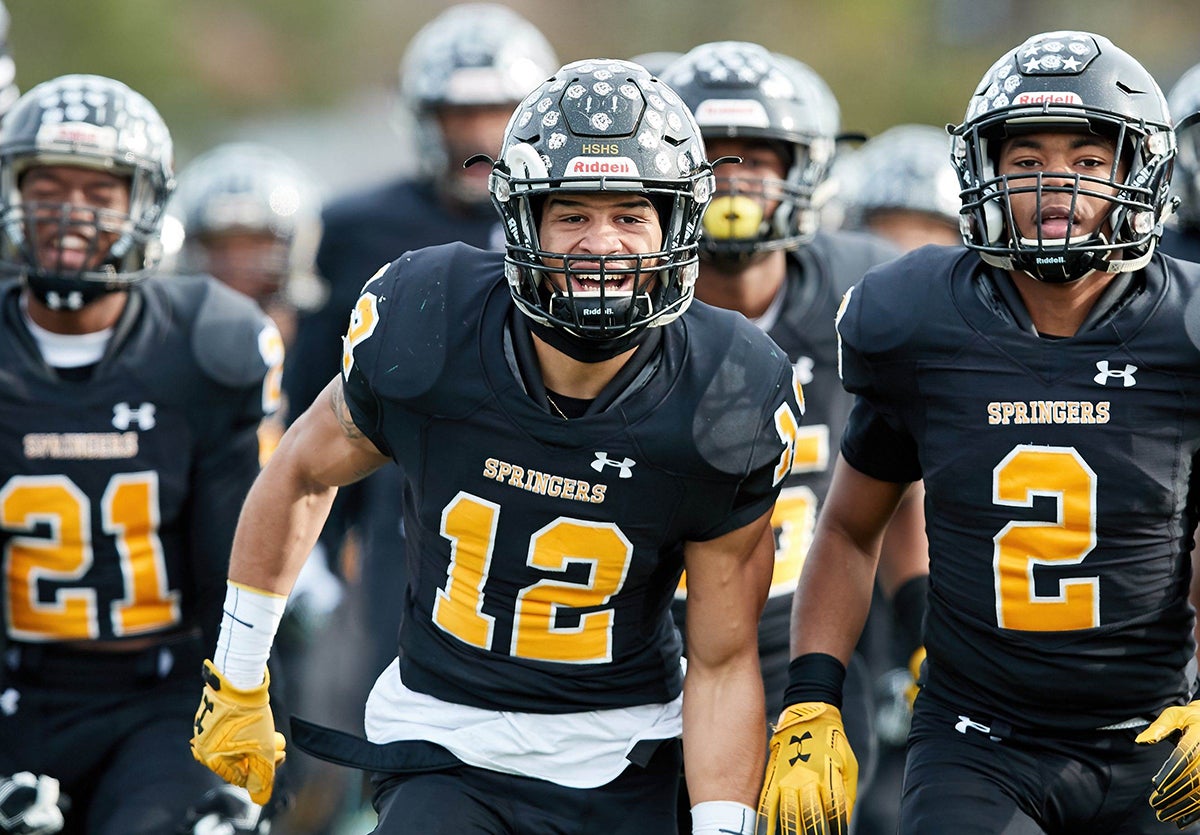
xmin=0 ymin=276 xmax=276 ymax=648
xmin=837 ymin=244 xmax=1200 ymax=729
xmin=341 ymin=243 xmax=802 ymax=713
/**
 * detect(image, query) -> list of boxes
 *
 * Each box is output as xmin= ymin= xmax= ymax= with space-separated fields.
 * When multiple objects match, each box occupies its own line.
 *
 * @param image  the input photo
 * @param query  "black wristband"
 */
xmin=783 ymin=652 xmax=846 ymax=709
xmin=892 ymin=574 xmax=929 ymax=658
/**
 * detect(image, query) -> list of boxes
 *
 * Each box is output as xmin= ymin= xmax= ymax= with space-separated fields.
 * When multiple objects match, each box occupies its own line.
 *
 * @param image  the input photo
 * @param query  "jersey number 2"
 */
xmin=993 ymin=445 xmax=1098 ymax=631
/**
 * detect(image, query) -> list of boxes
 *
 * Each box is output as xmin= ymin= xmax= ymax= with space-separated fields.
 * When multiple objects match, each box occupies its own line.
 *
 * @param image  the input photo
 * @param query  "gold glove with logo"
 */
xmin=1136 ymin=701 xmax=1200 ymax=828
xmin=758 ymin=701 xmax=858 ymax=835
xmin=190 ymin=659 xmax=286 ymax=805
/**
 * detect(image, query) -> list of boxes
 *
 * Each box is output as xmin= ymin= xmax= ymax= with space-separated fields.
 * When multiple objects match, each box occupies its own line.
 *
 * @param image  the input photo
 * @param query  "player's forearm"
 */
xmin=875 ymin=481 xmax=929 ymax=598
xmin=227 ymin=448 xmax=338 ymax=595
xmin=790 ymin=525 xmax=878 ymax=664
xmin=682 ymin=650 xmax=766 ymax=806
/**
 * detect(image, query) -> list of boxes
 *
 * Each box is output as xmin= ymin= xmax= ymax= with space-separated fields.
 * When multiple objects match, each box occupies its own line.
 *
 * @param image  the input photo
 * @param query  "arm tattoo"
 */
xmin=329 ymin=383 xmax=366 ymax=441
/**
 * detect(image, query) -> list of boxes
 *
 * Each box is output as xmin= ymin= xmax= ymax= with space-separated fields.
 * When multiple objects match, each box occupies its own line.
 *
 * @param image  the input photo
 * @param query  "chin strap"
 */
xmin=522 ymin=312 xmax=649 ymax=363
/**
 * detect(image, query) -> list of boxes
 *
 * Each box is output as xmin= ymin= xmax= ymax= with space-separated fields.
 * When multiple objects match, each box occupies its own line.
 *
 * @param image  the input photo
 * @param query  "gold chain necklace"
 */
xmin=546 ymin=392 xmax=570 ymax=420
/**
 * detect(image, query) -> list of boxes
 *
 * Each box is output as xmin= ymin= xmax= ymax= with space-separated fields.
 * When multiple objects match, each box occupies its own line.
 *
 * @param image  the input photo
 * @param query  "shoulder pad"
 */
xmin=189 ymin=276 xmax=276 ymax=389
xmin=840 ymin=245 xmax=965 ymax=358
xmin=689 ymin=304 xmax=795 ymax=475
xmin=348 ymin=243 xmax=501 ymax=402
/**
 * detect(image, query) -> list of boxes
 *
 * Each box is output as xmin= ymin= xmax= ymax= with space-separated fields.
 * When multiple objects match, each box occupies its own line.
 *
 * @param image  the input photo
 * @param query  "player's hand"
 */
xmin=190 ymin=659 xmax=285 ymax=804
xmin=0 ymin=772 xmax=65 ymax=835
xmin=758 ymin=702 xmax=858 ymax=835
xmin=1135 ymin=700 xmax=1200 ymax=827
xmin=904 ymin=646 xmax=926 ymax=710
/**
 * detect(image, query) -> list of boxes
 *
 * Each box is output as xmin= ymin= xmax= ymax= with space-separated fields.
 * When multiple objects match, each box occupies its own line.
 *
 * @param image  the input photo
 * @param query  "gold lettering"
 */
xmin=988 ymin=403 xmax=1003 ymax=424
xmin=478 ymin=459 xmax=608 ymax=503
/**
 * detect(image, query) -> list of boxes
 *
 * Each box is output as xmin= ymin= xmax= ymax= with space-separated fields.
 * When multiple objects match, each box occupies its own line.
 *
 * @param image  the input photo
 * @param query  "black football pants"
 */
xmin=900 ymin=693 xmax=1196 ymax=835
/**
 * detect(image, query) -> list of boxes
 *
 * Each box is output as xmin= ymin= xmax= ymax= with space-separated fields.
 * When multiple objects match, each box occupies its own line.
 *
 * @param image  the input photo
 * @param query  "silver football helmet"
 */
xmin=169 ymin=142 xmax=324 ymax=310
xmin=490 ymin=59 xmax=714 ymax=345
xmin=400 ymin=4 xmax=557 ymax=208
xmin=660 ymin=42 xmax=839 ymax=263
xmin=841 ymin=124 xmax=960 ymax=229
xmin=0 ymin=74 xmax=174 ymax=310
xmin=1168 ymin=62 xmax=1200 ymax=231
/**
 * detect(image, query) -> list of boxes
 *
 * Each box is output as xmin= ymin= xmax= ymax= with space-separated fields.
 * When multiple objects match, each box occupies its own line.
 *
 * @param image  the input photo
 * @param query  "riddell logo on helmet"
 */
xmin=565 ymin=157 xmax=640 ymax=176
xmin=1014 ymin=92 xmax=1083 ymax=106
xmin=35 ymin=122 xmax=119 ymax=153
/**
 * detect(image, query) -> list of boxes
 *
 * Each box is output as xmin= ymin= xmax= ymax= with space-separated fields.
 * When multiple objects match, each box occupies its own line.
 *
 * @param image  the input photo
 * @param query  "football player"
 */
xmin=660 ymin=40 xmax=923 ymax=807
xmin=758 ymin=31 xmax=1200 ymax=835
xmin=839 ymin=124 xmax=962 ymax=252
xmin=0 ymin=76 xmax=280 ymax=834
xmin=169 ymin=142 xmax=324 ymax=348
xmin=189 ymin=59 xmax=802 ymax=835
xmin=167 ymin=141 xmax=338 ymax=834
xmin=1161 ymin=62 xmax=1200 ymax=262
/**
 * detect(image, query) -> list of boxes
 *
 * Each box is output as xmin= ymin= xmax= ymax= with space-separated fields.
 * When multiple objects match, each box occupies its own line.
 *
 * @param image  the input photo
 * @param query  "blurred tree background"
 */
xmin=7 ymin=0 xmax=1199 ymax=197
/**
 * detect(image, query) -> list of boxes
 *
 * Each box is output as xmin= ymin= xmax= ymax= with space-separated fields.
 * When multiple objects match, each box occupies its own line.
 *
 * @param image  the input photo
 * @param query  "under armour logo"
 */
xmin=954 ymin=715 xmax=999 ymax=740
xmin=0 ymin=688 xmax=18 ymax=716
xmin=45 ymin=290 xmax=85 ymax=310
xmin=112 ymin=401 xmax=156 ymax=431
xmin=793 ymin=356 xmax=815 ymax=386
xmin=788 ymin=731 xmax=813 ymax=765
xmin=591 ymin=451 xmax=635 ymax=478
xmin=195 ymin=694 xmax=214 ymax=736
xmin=1094 ymin=360 xmax=1137 ymax=387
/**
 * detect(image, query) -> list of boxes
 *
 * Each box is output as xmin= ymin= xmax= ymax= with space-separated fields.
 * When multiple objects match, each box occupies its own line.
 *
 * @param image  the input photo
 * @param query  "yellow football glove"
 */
xmin=190 ymin=659 xmax=286 ymax=805
xmin=1136 ymin=701 xmax=1200 ymax=828
xmin=758 ymin=701 xmax=858 ymax=835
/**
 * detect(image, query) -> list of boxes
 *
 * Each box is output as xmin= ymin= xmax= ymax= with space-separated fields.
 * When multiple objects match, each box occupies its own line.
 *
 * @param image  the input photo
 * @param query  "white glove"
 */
xmin=0 ymin=773 xmax=65 ymax=835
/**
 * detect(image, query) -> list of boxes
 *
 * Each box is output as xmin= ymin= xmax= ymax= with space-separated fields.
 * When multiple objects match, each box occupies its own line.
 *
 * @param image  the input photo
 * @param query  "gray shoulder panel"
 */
xmin=188 ymin=276 xmax=273 ymax=389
